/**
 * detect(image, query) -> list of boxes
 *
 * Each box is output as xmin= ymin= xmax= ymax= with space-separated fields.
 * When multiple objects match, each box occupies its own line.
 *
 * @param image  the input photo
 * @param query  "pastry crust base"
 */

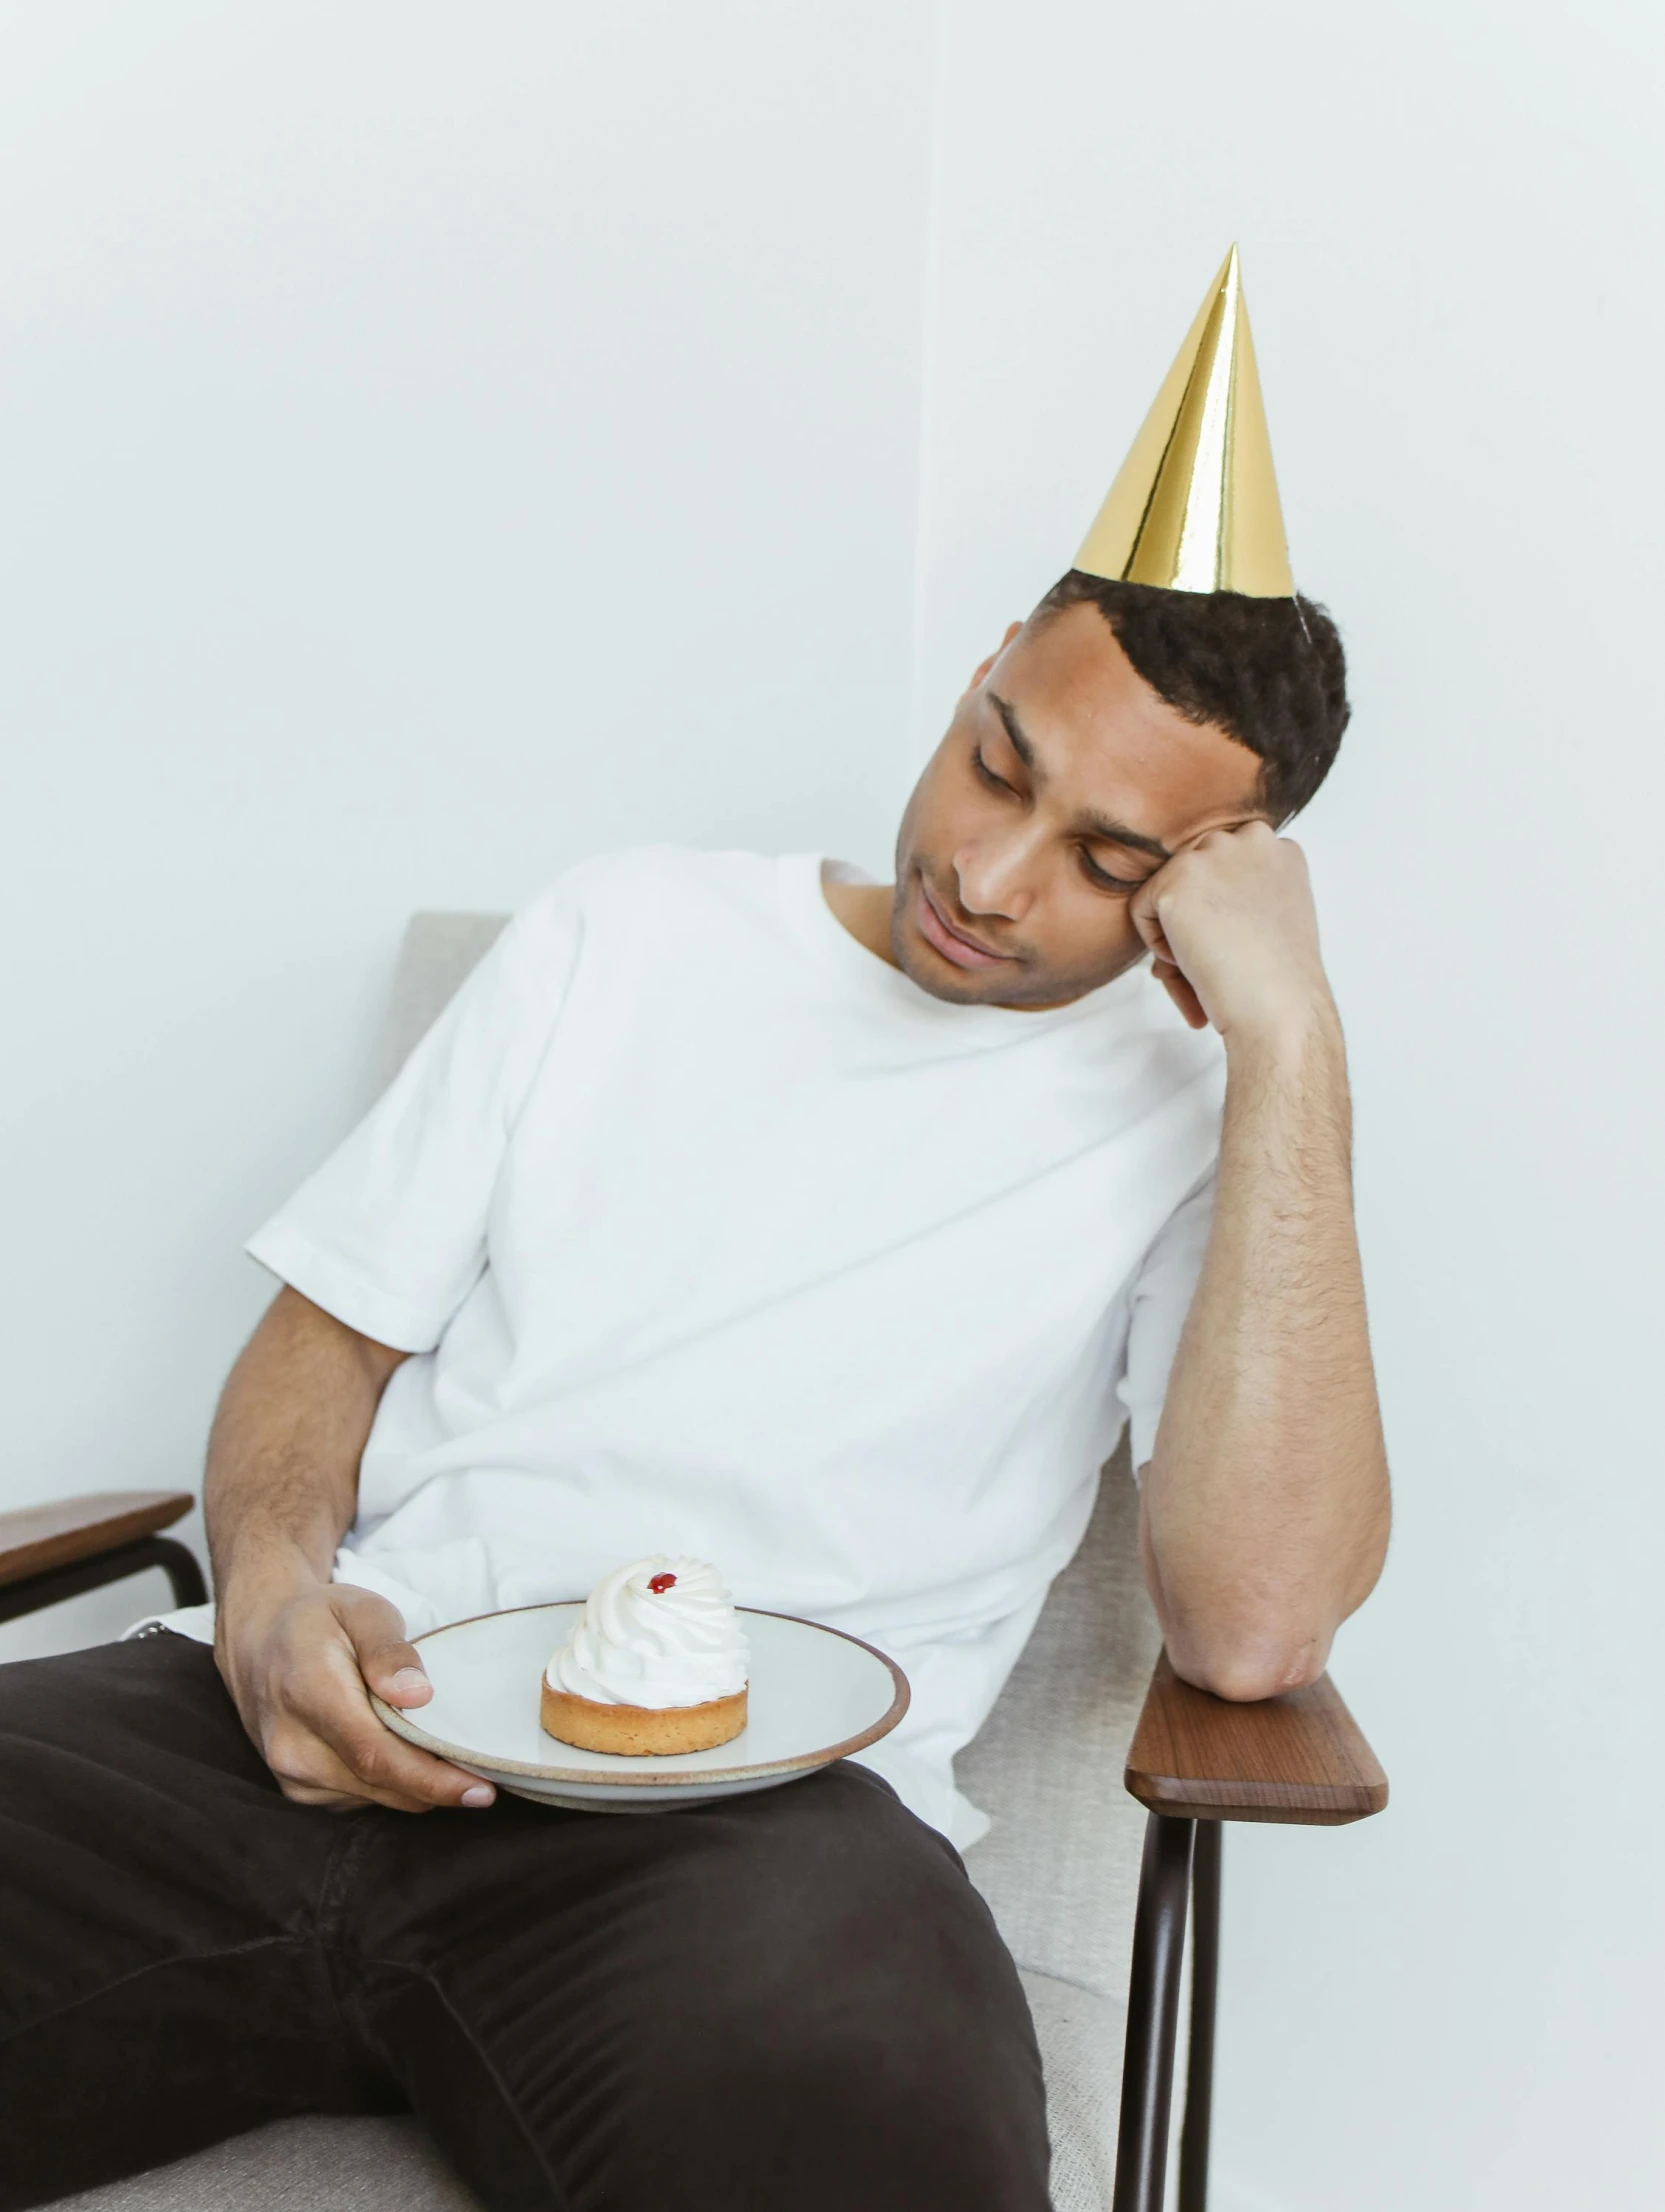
xmin=539 ymin=1679 xmax=748 ymax=1756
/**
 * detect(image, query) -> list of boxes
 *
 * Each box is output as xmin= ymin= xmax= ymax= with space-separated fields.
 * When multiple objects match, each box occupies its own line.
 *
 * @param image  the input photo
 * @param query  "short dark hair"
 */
xmin=1034 ymin=572 xmax=1350 ymax=822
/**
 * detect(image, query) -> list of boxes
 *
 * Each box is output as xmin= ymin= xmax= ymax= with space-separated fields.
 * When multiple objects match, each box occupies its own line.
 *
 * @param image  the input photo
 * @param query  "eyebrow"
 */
xmin=988 ymin=692 xmax=1174 ymax=863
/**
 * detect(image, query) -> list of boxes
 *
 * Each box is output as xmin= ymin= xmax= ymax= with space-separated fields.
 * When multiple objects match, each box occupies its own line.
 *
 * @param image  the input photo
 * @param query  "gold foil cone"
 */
xmin=1075 ymin=246 xmax=1295 ymax=599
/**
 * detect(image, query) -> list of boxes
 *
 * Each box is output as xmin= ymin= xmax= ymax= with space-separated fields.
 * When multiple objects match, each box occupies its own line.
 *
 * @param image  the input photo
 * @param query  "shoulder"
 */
xmin=514 ymin=845 xmax=784 ymax=949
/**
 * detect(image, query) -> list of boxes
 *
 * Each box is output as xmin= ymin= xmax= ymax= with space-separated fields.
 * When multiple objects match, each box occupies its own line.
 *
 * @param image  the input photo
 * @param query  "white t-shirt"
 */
xmin=220 ymin=849 xmax=1225 ymax=1846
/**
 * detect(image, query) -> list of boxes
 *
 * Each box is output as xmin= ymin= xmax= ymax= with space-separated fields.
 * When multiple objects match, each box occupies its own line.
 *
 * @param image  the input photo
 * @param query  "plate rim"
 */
xmin=371 ymin=1601 xmax=911 ymax=1788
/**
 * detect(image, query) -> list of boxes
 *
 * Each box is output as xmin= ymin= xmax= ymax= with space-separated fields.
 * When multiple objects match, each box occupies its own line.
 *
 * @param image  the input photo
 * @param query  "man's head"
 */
xmin=890 ymin=574 xmax=1349 ymax=1009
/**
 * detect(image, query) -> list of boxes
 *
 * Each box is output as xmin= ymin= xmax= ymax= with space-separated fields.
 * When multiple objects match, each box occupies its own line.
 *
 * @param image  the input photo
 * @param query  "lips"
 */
xmin=915 ymin=878 xmax=1011 ymax=970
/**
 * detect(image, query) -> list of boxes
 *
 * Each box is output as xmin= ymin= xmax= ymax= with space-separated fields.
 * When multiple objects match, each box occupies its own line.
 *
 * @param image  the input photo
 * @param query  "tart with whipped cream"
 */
xmin=540 ymin=1555 xmax=751 ymax=1755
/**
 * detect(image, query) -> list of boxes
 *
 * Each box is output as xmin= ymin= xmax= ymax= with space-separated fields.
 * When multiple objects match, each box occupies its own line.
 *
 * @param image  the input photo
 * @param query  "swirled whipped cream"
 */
xmin=547 ymin=1556 xmax=750 ymax=1710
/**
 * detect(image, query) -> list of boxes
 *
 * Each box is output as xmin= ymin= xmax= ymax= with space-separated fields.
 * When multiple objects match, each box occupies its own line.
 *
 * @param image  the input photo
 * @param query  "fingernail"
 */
xmin=390 ymin=1668 xmax=429 ymax=1697
xmin=460 ymin=1784 xmax=494 ymax=1808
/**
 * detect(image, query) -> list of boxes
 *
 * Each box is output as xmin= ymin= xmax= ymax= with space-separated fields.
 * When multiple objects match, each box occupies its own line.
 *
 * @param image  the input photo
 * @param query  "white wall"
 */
xmin=6 ymin=4 xmax=1663 ymax=2205
xmin=0 ymin=0 xmax=932 ymax=1649
xmin=913 ymin=4 xmax=1665 ymax=2206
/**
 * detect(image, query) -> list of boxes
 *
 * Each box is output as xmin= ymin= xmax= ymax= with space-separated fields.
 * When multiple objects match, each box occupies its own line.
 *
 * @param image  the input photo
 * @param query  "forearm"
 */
xmin=206 ymin=1286 xmax=404 ymax=1620
xmin=205 ymin=1290 xmax=482 ymax=1811
xmin=1142 ymin=1005 xmax=1391 ymax=1698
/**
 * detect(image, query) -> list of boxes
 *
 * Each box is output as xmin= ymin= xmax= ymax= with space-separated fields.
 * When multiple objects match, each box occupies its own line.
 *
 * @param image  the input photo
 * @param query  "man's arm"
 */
xmin=1130 ymin=823 xmax=1391 ymax=1702
xmin=208 ymin=1285 xmax=495 ymax=1811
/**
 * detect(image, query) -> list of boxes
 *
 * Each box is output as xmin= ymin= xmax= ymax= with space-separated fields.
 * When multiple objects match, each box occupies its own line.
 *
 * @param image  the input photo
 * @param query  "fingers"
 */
xmin=332 ymin=1593 xmax=495 ymax=1807
xmin=320 ymin=1612 xmax=495 ymax=1810
xmin=337 ymin=1589 xmax=435 ymax=1709
xmin=1131 ymin=878 xmax=1194 ymax=1018
xmin=268 ymin=1642 xmax=496 ymax=1812
xmin=1128 ymin=876 xmax=1174 ymax=964
xmin=272 ymin=1737 xmax=490 ymax=1815
xmin=1153 ymin=958 xmax=1209 ymax=1030
xmin=265 ymin=1722 xmax=432 ymax=1813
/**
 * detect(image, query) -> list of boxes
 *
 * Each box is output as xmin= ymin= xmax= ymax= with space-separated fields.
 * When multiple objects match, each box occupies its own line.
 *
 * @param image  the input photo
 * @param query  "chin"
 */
xmin=890 ymin=918 xmax=1055 ymax=1010
xmin=894 ymin=942 xmax=1008 ymax=1006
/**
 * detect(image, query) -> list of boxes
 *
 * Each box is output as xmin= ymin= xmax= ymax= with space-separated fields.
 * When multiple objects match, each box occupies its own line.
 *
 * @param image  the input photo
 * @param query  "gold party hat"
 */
xmin=1075 ymin=246 xmax=1294 ymax=598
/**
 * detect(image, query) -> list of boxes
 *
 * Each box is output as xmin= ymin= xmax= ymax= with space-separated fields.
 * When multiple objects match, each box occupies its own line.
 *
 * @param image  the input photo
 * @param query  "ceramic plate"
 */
xmin=372 ymin=1602 xmax=909 ymax=1811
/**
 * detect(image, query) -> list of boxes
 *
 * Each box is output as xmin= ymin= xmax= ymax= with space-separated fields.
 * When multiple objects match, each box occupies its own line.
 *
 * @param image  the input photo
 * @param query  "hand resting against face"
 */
xmin=1131 ymin=820 xmax=1336 ymax=1046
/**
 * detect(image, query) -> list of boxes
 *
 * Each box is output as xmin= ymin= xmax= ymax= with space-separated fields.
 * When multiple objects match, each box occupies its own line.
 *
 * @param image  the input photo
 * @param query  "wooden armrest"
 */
xmin=0 ymin=1491 xmax=195 ymax=1591
xmin=1125 ymin=1650 xmax=1388 ymax=1826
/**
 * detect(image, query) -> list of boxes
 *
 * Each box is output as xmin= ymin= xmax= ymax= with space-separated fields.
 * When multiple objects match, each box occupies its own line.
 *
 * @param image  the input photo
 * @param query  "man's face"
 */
xmin=892 ymin=603 xmax=1269 ymax=1008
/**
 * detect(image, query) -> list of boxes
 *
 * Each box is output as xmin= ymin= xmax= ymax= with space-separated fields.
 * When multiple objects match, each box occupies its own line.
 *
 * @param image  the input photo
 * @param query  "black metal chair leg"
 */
xmin=0 ymin=1533 xmax=208 ymax=1626
xmin=1113 ymin=1812 xmax=1196 ymax=2212
xmin=151 ymin=1534 xmax=209 ymax=1609
xmin=1177 ymin=1819 xmax=1221 ymax=2211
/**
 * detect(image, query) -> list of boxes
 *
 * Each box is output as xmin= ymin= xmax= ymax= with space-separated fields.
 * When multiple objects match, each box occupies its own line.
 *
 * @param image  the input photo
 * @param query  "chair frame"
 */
xmin=1 ymin=1494 xmax=1385 ymax=2210
xmin=1116 ymin=1654 xmax=1386 ymax=2208
xmin=0 ymin=1492 xmax=205 ymax=1625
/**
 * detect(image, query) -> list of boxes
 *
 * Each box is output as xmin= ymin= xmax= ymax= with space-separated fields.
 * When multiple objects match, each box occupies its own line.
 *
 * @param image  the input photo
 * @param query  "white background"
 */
xmin=4 ymin=4 xmax=1662 ymax=2206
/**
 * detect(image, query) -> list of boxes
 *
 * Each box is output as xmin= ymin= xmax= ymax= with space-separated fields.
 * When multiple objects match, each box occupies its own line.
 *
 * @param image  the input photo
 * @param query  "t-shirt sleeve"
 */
xmin=246 ymin=897 xmax=577 ymax=1352
xmin=1115 ymin=1170 xmax=1216 ymax=1474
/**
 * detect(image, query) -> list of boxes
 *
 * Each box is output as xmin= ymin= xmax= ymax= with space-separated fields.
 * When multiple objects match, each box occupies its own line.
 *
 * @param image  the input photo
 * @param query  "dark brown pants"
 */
xmin=0 ymin=1635 xmax=1049 ymax=2211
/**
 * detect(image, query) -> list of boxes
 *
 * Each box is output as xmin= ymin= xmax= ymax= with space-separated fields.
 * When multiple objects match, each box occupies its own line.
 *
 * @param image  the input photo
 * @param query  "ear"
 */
xmin=966 ymin=620 xmax=1024 ymax=695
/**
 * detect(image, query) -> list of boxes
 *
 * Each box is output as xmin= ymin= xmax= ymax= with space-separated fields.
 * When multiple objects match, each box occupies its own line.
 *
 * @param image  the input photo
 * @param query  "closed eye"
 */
xmin=1078 ymin=846 xmax=1146 ymax=895
xmin=972 ymin=743 xmax=1016 ymax=796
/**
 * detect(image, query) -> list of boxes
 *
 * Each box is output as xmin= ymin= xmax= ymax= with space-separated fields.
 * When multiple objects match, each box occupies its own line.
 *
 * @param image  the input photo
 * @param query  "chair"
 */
xmin=4 ymin=912 xmax=1386 ymax=2212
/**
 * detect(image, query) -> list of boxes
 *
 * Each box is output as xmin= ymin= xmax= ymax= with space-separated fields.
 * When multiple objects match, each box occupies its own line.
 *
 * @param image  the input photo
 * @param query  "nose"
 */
xmin=952 ymin=833 xmax=1037 ymax=924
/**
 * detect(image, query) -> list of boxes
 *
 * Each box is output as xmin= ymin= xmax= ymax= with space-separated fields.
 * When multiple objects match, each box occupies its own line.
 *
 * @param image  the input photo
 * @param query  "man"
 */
xmin=0 ymin=250 xmax=1389 ymax=2211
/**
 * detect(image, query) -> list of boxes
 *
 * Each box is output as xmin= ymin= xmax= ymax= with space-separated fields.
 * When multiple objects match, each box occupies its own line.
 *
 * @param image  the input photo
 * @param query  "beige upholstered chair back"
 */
xmin=381 ymin=914 xmax=1159 ymax=2010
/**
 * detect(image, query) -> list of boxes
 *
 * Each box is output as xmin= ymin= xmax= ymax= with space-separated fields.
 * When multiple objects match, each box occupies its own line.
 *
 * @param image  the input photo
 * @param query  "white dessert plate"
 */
xmin=372 ymin=1602 xmax=910 ymax=1812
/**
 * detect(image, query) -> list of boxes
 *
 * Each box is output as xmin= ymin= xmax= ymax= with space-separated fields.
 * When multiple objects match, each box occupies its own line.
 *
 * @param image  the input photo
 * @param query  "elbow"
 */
xmin=1167 ymin=1632 xmax=1329 ymax=1705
